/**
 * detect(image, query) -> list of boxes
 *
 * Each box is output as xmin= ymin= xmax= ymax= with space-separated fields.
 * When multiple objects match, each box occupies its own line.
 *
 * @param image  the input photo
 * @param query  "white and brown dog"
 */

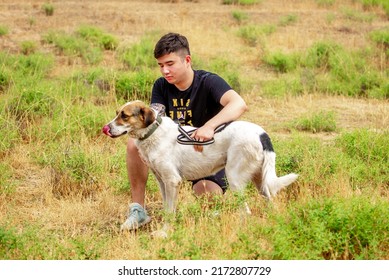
xmin=103 ymin=100 xmax=298 ymax=236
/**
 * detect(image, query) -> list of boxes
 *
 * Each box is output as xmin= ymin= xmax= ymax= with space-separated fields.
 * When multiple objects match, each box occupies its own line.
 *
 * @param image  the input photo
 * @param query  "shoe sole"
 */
xmin=120 ymin=216 xmax=151 ymax=231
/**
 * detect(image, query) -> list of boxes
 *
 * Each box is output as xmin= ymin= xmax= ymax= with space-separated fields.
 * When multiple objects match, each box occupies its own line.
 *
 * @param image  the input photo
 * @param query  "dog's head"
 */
xmin=102 ymin=100 xmax=155 ymax=139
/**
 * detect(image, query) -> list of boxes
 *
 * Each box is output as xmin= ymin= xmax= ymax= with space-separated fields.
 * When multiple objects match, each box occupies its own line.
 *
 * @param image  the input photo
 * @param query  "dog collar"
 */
xmin=139 ymin=115 xmax=162 ymax=141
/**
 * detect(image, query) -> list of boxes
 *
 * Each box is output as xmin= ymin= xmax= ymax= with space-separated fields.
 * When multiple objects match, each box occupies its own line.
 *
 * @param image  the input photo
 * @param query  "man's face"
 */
xmin=157 ymin=52 xmax=191 ymax=85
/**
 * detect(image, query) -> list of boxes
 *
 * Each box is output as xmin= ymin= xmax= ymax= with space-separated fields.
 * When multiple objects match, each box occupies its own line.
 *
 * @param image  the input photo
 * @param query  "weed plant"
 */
xmin=43 ymin=28 xmax=117 ymax=64
xmin=114 ymin=69 xmax=157 ymax=101
xmin=231 ymin=10 xmax=249 ymax=24
xmin=222 ymin=0 xmax=262 ymax=5
xmin=263 ymin=52 xmax=299 ymax=73
xmin=0 ymin=25 xmax=8 ymax=36
xmin=267 ymin=196 xmax=389 ymax=259
xmin=20 ymin=41 xmax=37 ymax=55
xmin=238 ymin=24 xmax=276 ymax=47
xmin=261 ymin=41 xmax=388 ymax=98
xmin=292 ymin=110 xmax=337 ymax=133
xmin=278 ymin=14 xmax=298 ymax=27
xmin=76 ymin=25 xmax=118 ymax=50
xmin=42 ymin=3 xmax=54 ymax=16
xmin=118 ymin=36 xmax=157 ymax=70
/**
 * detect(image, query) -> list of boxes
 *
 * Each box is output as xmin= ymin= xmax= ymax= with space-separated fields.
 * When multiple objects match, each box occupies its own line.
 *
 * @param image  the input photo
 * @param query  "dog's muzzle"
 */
xmin=102 ymin=124 xmax=127 ymax=138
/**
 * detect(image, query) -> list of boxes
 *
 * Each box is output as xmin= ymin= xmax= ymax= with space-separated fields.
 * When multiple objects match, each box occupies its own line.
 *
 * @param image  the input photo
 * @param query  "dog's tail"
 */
xmin=259 ymin=133 xmax=298 ymax=198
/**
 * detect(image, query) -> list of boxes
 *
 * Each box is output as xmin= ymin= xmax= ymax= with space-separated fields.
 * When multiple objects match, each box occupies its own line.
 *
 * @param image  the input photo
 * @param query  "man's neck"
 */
xmin=175 ymin=69 xmax=194 ymax=91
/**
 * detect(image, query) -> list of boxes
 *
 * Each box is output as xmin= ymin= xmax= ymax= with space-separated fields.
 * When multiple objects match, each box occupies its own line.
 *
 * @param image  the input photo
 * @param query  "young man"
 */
xmin=121 ymin=32 xmax=247 ymax=230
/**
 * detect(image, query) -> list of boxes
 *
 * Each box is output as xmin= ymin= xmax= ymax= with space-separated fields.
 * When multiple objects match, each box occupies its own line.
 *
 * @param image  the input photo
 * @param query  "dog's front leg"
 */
xmin=151 ymin=175 xmax=180 ymax=239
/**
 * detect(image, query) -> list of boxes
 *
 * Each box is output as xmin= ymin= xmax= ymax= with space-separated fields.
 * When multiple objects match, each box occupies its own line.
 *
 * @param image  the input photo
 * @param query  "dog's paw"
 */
xmin=151 ymin=229 xmax=168 ymax=239
xmin=240 ymin=202 xmax=252 ymax=216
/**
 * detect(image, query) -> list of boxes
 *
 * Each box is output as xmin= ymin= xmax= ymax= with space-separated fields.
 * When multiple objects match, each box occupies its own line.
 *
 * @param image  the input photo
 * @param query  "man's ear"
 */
xmin=140 ymin=107 xmax=155 ymax=127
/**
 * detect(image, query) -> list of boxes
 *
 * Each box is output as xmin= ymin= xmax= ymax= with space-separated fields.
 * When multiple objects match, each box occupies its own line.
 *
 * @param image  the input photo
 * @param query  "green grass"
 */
xmin=222 ymin=0 xmax=262 ymax=5
xmin=0 ymin=25 xmax=8 ymax=36
xmin=278 ymin=14 xmax=298 ymax=27
xmin=237 ymin=24 xmax=277 ymax=47
xmin=76 ymin=25 xmax=118 ymax=50
xmin=118 ymin=36 xmax=158 ymax=69
xmin=292 ymin=110 xmax=337 ymax=133
xmin=42 ymin=2 xmax=54 ymax=16
xmin=267 ymin=196 xmax=389 ymax=259
xmin=263 ymin=51 xmax=299 ymax=73
xmin=43 ymin=28 xmax=117 ymax=64
xmin=259 ymin=41 xmax=388 ymax=98
xmin=231 ymin=10 xmax=249 ymax=24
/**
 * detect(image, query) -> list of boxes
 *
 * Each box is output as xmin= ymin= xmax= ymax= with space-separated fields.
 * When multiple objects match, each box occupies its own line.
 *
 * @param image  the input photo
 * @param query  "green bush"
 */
xmin=302 ymin=42 xmax=386 ymax=98
xmin=263 ymin=51 xmax=299 ymax=73
xmin=336 ymin=129 xmax=389 ymax=189
xmin=278 ymin=14 xmax=298 ymax=27
xmin=118 ymin=37 xmax=156 ymax=69
xmin=293 ymin=110 xmax=337 ymax=133
xmin=20 ymin=40 xmax=37 ymax=55
xmin=342 ymin=7 xmax=375 ymax=23
xmin=222 ymin=0 xmax=262 ymax=5
xmin=315 ymin=0 xmax=335 ymax=7
xmin=42 ymin=3 xmax=54 ymax=16
xmin=0 ymin=115 xmax=21 ymax=155
xmin=237 ymin=24 xmax=276 ymax=47
xmin=231 ymin=10 xmax=249 ymax=24
xmin=0 ymin=25 xmax=8 ymax=36
xmin=76 ymin=25 xmax=118 ymax=50
xmin=7 ymin=85 xmax=57 ymax=121
xmin=209 ymin=57 xmax=242 ymax=92
xmin=0 ymin=69 xmax=11 ymax=92
xmin=114 ymin=69 xmax=156 ymax=101
xmin=370 ymin=28 xmax=389 ymax=56
xmin=43 ymin=30 xmax=103 ymax=64
xmin=0 ymin=52 xmax=54 ymax=80
xmin=360 ymin=0 xmax=389 ymax=16
xmin=267 ymin=197 xmax=389 ymax=259
xmin=261 ymin=76 xmax=304 ymax=97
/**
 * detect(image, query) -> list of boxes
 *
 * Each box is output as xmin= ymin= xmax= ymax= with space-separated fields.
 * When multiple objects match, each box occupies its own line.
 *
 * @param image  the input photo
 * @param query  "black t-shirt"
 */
xmin=151 ymin=70 xmax=232 ymax=127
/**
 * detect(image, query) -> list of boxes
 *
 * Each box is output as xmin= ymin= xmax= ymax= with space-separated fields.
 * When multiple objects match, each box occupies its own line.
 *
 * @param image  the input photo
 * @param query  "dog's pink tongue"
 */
xmin=102 ymin=125 xmax=112 ymax=136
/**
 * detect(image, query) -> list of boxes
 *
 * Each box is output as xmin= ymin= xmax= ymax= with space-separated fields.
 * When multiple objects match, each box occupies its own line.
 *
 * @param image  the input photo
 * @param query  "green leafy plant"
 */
xmin=232 ymin=10 xmax=249 ymax=24
xmin=278 ymin=14 xmax=298 ymax=27
xmin=293 ymin=110 xmax=337 ymax=133
xmin=118 ymin=36 xmax=157 ymax=69
xmin=76 ymin=25 xmax=118 ymax=50
xmin=43 ymin=30 xmax=102 ymax=64
xmin=42 ymin=2 xmax=54 ymax=16
xmin=222 ymin=0 xmax=262 ymax=5
xmin=0 ymin=25 xmax=8 ymax=36
xmin=263 ymin=51 xmax=299 ymax=73
xmin=114 ymin=69 xmax=156 ymax=101
xmin=267 ymin=197 xmax=389 ymax=259
xmin=20 ymin=40 xmax=37 ymax=55
xmin=238 ymin=24 xmax=276 ymax=46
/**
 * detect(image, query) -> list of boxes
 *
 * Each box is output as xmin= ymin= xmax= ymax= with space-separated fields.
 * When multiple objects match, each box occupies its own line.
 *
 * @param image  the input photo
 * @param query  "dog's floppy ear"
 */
xmin=140 ymin=106 xmax=155 ymax=127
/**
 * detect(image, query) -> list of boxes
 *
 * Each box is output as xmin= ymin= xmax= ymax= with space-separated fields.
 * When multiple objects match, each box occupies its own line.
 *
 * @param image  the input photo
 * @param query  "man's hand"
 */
xmin=191 ymin=125 xmax=215 ymax=153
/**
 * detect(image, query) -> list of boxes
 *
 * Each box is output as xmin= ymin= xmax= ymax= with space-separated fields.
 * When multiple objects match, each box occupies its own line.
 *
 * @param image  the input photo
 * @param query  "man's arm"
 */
xmin=191 ymin=89 xmax=247 ymax=145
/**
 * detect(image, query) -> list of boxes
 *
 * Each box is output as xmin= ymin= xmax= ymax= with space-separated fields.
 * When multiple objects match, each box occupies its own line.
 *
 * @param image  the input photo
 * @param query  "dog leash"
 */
xmin=176 ymin=122 xmax=232 ymax=146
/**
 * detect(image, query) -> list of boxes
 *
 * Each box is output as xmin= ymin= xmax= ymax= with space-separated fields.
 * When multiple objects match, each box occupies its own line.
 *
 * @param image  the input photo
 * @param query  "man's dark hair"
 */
xmin=154 ymin=33 xmax=190 ymax=59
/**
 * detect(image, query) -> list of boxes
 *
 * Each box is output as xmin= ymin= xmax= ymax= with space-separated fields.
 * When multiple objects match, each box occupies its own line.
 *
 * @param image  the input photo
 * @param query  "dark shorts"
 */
xmin=191 ymin=169 xmax=228 ymax=194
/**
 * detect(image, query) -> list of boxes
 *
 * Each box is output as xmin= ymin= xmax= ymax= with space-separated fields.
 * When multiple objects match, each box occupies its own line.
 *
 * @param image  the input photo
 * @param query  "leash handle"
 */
xmin=176 ymin=122 xmax=232 ymax=146
xmin=176 ymin=125 xmax=215 ymax=145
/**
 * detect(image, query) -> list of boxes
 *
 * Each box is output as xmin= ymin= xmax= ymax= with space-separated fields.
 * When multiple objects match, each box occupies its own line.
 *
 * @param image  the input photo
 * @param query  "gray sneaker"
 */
xmin=120 ymin=203 xmax=151 ymax=230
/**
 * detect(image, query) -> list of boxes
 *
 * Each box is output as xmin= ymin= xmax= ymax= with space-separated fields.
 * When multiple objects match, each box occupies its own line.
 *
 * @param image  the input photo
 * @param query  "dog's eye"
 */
xmin=121 ymin=111 xmax=130 ymax=119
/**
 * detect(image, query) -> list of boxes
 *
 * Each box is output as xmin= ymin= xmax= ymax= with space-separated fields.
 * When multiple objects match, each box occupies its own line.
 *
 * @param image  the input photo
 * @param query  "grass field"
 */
xmin=0 ymin=0 xmax=388 ymax=260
